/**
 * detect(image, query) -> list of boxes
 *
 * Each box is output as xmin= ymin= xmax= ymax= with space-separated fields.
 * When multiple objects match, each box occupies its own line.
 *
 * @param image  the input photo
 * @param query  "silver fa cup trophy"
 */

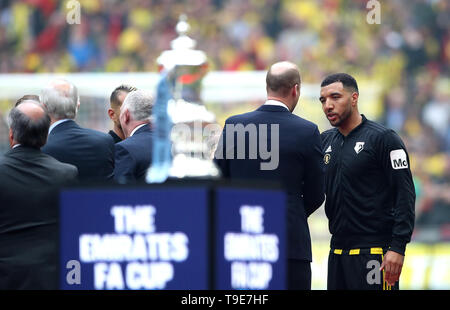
xmin=146 ymin=15 xmax=221 ymax=183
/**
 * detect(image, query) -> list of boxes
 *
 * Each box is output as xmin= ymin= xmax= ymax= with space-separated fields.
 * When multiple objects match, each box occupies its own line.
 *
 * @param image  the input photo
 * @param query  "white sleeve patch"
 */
xmin=390 ymin=149 xmax=408 ymax=170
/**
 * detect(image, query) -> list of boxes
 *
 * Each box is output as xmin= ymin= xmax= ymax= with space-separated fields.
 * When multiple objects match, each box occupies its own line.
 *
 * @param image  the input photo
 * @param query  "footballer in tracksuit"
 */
xmin=319 ymin=73 xmax=415 ymax=290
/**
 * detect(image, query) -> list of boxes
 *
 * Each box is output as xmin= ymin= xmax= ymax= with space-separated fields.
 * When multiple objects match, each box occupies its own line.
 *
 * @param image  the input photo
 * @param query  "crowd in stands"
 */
xmin=0 ymin=0 xmax=449 ymax=238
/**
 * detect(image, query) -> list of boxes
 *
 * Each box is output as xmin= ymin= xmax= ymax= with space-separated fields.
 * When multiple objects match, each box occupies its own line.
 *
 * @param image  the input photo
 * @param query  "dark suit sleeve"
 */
xmin=114 ymin=144 xmax=137 ymax=184
xmin=214 ymin=124 xmax=230 ymax=178
xmin=65 ymin=165 xmax=79 ymax=184
xmin=303 ymin=126 xmax=325 ymax=217
xmin=105 ymin=135 xmax=115 ymax=180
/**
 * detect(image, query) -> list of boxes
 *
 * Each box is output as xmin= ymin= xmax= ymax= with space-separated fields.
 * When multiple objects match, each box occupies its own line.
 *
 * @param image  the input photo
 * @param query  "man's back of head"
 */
xmin=266 ymin=62 xmax=301 ymax=95
xmin=40 ymin=79 xmax=79 ymax=121
xmin=120 ymin=90 xmax=154 ymax=138
xmin=110 ymin=85 xmax=138 ymax=109
xmin=108 ymin=84 xmax=138 ymax=141
xmin=8 ymin=101 xmax=50 ymax=149
xmin=266 ymin=61 xmax=301 ymax=111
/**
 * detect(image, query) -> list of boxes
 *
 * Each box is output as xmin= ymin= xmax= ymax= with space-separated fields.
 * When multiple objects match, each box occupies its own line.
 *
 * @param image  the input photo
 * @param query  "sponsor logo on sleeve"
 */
xmin=390 ymin=149 xmax=408 ymax=169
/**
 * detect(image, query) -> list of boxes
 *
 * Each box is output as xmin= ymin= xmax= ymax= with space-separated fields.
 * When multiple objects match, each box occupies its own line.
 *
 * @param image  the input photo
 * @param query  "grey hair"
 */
xmin=121 ymin=90 xmax=153 ymax=121
xmin=40 ymin=79 xmax=79 ymax=119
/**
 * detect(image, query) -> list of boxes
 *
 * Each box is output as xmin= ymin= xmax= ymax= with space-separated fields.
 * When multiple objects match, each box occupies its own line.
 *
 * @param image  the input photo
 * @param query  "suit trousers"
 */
xmin=288 ymin=259 xmax=311 ymax=290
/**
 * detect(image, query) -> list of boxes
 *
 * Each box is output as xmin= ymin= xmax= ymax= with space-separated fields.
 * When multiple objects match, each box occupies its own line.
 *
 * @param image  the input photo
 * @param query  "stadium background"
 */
xmin=0 ymin=0 xmax=448 ymax=289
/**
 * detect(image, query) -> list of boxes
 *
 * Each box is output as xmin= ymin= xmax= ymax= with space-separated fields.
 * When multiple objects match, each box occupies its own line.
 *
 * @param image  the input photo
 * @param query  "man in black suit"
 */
xmin=41 ymin=79 xmax=115 ymax=182
xmin=0 ymin=101 xmax=77 ymax=289
xmin=108 ymin=84 xmax=137 ymax=143
xmin=214 ymin=61 xmax=325 ymax=290
xmin=114 ymin=90 xmax=153 ymax=184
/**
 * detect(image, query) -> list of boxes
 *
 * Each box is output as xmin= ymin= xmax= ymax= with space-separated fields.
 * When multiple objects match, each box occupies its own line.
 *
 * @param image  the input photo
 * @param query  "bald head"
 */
xmin=266 ymin=61 xmax=301 ymax=111
xmin=17 ymin=101 xmax=46 ymax=120
xmin=8 ymin=101 xmax=51 ymax=149
xmin=41 ymin=79 xmax=79 ymax=121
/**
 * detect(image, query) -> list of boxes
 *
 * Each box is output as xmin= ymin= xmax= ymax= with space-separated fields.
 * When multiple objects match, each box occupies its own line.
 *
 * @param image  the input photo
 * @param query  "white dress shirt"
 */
xmin=264 ymin=99 xmax=290 ymax=111
xmin=48 ymin=119 xmax=71 ymax=134
xmin=129 ymin=123 xmax=147 ymax=137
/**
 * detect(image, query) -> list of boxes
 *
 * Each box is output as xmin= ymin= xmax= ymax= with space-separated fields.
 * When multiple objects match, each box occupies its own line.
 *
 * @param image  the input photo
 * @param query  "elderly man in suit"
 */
xmin=114 ymin=90 xmax=154 ymax=184
xmin=214 ymin=61 xmax=325 ymax=290
xmin=41 ymin=79 xmax=115 ymax=182
xmin=0 ymin=101 xmax=77 ymax=289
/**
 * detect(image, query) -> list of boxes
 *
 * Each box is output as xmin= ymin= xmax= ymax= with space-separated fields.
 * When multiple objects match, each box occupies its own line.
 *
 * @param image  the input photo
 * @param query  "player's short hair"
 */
xmin=110 ymin=84 xmax=138 ymax=107
xmin=321 ymin=73 xmax=359 ymax=94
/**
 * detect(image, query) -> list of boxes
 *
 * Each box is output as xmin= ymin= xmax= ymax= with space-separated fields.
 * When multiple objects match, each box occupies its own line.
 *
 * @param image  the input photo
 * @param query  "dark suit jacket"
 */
xmin=108 ymin=130 xmax=122 ymax=144
xmin=214 ymin=105 xmax=325 ymax=261
xmin=114 ymin=124 xmax=153 ymax=184
xmin=0 ymin=146 xmax=78 ymax=289
xmin=42 ymin=120 xmax=115 ymax=182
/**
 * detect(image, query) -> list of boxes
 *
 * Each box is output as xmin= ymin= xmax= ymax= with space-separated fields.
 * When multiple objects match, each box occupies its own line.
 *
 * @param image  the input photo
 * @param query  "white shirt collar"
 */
xmin=49 ymin=119 xmax=71 ymax=134
xmin=129 ymin=123 xmax=147 ymax=137
xmin=264 ymin=99 xmax=290 ymax=111
xmin=12 ymin=144 xmax=21 ymax=149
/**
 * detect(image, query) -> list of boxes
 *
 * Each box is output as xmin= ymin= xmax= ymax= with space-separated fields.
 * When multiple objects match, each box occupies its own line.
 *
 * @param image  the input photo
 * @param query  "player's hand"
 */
xmin=380 ymin=250 xmax=404 ymax=287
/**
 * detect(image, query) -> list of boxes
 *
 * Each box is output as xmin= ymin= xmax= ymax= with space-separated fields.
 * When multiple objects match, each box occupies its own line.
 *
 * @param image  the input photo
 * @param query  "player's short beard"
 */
xmin=331 ymin=99 xmax=352 ymax=128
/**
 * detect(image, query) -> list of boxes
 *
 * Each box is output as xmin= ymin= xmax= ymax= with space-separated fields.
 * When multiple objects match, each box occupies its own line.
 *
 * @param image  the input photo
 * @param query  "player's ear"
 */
xmin=352 ymin=92 xmax=359 ymax=106
xmin=8 ymin=128 xmax=14 ymax=147
xmin=292 ymin=83 xmax=299 ymax=97
xmin=107 ymin=108 xmax=114 ymax=120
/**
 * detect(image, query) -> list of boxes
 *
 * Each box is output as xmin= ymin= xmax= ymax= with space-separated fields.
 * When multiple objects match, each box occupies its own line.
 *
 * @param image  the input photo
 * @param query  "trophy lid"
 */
xmin=157 ymin=15 xmax=207 ymax=70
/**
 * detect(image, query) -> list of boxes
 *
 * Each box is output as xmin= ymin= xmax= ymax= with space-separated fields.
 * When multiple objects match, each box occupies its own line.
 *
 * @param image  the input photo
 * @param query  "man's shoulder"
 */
xmin=225 ymin=110 xmax=318 ymax=129
xmin=81 ymin=126 xmax=114 ymax=141
xmin=70 ymin=125 xmax=115 ymax=148
xmin=321 ymin=127 xmax=338 ymax=138
xmin=43 ymin=154 xmax=78 ymax=178
xmin=364 ymin=119 xmax=392 ymax=134
xmin=289 ymin=114 xmax=319 ymax=130
xmin=50 ymin=122 xmax=113 ymax=143
xmin=0 ymin=149 xmax=77 ymax=180
xmin=363 ymin=119 xmax=402 ymax=145
xmin=0 ymin=152 xmax=14 ymax=168
xmin=41 ymin=152 xmax=76 ymax=168
xmin=224 ymin=111 xmax=258 ymax=124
